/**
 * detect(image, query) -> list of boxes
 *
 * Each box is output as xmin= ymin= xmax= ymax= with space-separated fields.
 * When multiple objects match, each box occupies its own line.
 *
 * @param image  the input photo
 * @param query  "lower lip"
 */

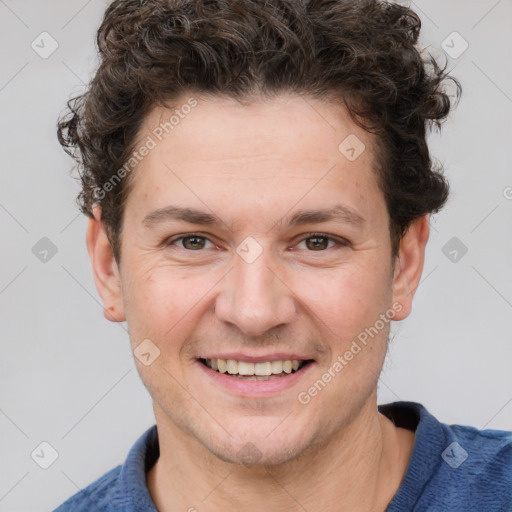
xmin=196 ymin=360 xmax=315 ymax=397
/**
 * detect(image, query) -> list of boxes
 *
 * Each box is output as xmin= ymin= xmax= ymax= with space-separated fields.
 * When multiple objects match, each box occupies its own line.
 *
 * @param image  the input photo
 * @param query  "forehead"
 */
xmin=142 ymin=93 xmax=373 ymax=162
xmin=126 ymin=93 xmax=384 ymax=224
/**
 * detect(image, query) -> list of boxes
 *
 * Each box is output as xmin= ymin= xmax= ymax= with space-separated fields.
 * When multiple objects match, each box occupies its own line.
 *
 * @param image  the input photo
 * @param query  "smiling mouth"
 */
xmin=199 ymin=358 xmax=314 ymax=380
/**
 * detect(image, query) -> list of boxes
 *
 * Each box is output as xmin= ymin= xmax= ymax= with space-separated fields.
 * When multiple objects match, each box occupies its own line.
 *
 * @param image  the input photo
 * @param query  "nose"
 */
xmin=214 ymin=250 xmax=297 ymax=337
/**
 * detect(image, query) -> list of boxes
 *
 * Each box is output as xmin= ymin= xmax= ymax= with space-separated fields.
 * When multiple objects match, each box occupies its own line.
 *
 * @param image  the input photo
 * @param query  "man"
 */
xmin=54 ymin=0 xmax=511 ymax=510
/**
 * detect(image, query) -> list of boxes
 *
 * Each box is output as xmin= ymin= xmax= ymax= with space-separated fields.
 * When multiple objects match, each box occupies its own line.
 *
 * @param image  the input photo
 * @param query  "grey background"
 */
xmin=1 ymin=1 xmax=511 ymax=510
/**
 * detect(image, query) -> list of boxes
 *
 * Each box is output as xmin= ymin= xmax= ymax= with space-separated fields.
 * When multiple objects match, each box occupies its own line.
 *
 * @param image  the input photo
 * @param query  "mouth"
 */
xmin=198 ymin=358 xmax=315 ymax=380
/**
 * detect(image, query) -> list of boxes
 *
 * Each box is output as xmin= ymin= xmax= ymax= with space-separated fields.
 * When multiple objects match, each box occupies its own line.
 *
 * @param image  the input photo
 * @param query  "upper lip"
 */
xmin=199 ymin=353 xmax=314 ymax=363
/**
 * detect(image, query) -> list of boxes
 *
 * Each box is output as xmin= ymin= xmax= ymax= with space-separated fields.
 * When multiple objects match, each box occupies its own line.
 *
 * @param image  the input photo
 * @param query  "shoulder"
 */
xmin=53 ymin=465 xmax=123 ymax=511
xmin=53 ymin=424 xmax=159 ymax=512
xmin=382 ymin=402 xmax=512 ymax=511
xmin=442 ymin=424 xmax=512 ymax=487
xmin=421 ymin=413 xmax=511 ymax=510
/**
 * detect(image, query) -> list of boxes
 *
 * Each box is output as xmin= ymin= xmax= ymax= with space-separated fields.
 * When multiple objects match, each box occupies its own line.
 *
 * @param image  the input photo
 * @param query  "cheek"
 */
xmin=121 ymin=262 xmax=216 ymax=349
xmin=293 ymin=261 xmax=392 ymax=333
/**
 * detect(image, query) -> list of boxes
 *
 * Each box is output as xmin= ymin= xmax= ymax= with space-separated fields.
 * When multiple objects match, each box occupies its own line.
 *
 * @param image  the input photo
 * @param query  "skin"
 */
xmin=87 ymin=92 xmax=428 ymax=511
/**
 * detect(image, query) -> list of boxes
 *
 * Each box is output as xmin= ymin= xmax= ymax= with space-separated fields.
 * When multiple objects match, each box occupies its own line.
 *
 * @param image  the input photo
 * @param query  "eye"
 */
xmin=163 ymin=232 xmax=348 ymax=253
xmin=165 ymin=234 xmax=215 ymax=251
xmin=295 ymin=233 xmax=348 ymax=251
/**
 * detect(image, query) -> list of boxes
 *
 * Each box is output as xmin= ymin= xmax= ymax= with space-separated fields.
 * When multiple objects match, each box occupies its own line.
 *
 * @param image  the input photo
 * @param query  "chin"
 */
xmin=208 ymin=440 xmax=307 ymax=467
xmin=199 ymin=420 xmax=316 ymax=467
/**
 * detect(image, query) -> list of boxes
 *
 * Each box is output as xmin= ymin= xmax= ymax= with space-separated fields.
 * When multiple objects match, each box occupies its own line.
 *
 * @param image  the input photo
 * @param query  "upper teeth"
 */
xmin=205 ymin=358 xmax=302 ymax=375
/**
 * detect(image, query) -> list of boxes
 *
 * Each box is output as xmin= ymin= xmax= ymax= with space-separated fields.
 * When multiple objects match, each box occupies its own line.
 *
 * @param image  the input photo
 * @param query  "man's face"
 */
xmin=96 ymin=93 xmax=417 ymax=465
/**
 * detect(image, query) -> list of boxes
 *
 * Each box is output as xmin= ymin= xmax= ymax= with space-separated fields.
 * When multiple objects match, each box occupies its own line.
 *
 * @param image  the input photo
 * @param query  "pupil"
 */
xmin=306 ymin=237 xmax=327 ymax=250
xmin=184 ymin=236 xmax=205 ymax=250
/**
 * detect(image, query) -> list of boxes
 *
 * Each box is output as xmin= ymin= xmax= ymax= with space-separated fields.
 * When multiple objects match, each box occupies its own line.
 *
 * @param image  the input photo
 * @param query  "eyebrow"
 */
xmin=142 ymin=204 xmax=365 ymax=230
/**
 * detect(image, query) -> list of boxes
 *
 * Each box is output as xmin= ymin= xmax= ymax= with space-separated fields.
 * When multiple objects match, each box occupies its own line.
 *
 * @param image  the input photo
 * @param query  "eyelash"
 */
xmin=163 ymin=232 xmax=350 ymax=252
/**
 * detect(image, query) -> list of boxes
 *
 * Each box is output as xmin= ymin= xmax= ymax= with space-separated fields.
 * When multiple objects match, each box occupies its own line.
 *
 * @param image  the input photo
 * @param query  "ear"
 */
xmin=391 ymin=215 xmax=430 ymax=321
xmin=86 ymin=205 xmax=126 ymax=322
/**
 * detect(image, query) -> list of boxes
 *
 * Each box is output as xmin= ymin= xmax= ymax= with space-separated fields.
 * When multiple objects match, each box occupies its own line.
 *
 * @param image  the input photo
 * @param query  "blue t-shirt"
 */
xmin=54 ymin=401 xmax=511 ymax=511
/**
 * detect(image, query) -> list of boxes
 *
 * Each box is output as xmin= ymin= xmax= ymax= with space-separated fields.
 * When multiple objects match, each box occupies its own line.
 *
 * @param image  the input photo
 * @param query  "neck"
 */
xmin=147 ymin=395 xmax=414 ymax=511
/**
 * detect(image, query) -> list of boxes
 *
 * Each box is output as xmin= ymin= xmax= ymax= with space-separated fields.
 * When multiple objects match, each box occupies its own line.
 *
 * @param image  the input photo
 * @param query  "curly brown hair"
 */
xmin=57 ymin=0 xmax=460 ymax=264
